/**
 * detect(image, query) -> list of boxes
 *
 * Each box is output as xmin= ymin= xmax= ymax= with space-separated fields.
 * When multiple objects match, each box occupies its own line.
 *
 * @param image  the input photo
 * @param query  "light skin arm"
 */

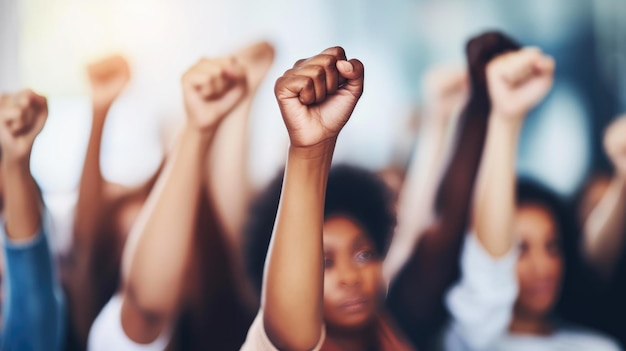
xmin=0 ymin=90 xmax=48 ymax=242
xmin=384 ymin=65 xmax=468 ymax=281
xmin=204 ymin=42 xmax=275 ymax=248
xmin=474 ymin=48 xmax=555 ymax=257
xmin=583 ymin=116 xmax=626 ymax=278
xmin=118 ymin=57 xmax=247 ymax=343
xmin=262 ymin=47 xmax=364 ymax=351
xmin=385 ymin=35 xmax=545 ymax=348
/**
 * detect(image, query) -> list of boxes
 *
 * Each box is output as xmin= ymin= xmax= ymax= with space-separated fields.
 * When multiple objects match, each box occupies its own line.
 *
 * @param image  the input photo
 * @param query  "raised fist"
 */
xmin=87 ymin=55 xmax=131 ymax=109
xmin=487 ymin=47 xmax=555 ymax=120
xmin=604 ymin=115 xmax=626 ymax=178
xmin=182 ymin=56 xmax=247 ymax=132
xmin=0 ymin=90 xmax=48 ymax=162
xmin=422 ymin=65 xmax=468 ymax=120
xmin=274 ymin=47 xmax=364 ymax=148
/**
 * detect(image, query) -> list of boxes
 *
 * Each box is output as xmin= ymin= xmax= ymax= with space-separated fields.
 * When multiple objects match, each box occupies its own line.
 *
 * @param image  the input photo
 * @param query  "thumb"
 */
xmin=336 ymin=59 xmax=364 ymax=98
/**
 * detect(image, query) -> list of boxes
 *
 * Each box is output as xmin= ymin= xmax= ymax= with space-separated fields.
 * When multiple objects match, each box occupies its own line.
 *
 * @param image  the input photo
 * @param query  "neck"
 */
xmin=509 ymin=311 xmax=555 ymax=336
xmin=326 ymin=323 xmax=376 ymax=351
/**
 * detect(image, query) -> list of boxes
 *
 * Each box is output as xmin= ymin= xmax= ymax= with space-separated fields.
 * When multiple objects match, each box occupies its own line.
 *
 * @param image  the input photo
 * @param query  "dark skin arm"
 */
xmin=386 ymin=32 xmax=522 ymax=349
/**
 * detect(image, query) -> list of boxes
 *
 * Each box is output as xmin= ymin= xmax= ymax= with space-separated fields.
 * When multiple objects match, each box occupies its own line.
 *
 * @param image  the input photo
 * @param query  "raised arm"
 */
xmin=386 ymin=32 xmax=521 ymax=349
xmin=0 ymin=90 xmax=65 ymax=351
xmin=204 ymin=41 xmax=274 ymax=247
xmin=583 ymin=116 xmax=626 ymax=279
xmin=74 ymin=55 xmax=130 ymax=245
xmin=445 ymin=46 xmax=555 ymax=350
xmin=261 ymin=47 xmax=364 ymax=351
xmin=118 ymin=56 xmax=247 ymax=343
xmin=474 ymin=47 xmax=554 ymax=255
xmin=384 ymin=65 xmax=468 ymax=281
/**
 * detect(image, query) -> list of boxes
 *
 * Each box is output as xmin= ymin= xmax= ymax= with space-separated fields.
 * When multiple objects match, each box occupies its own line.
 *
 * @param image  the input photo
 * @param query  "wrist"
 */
xmin=92 ymin=103 xmax=111 ymax=123
xmin=181 ymin=123 xmax=216 ymax=149
xmin=489 ymin=110 xmax=525 ymax=131
xmin=2 ymin=154 xmax=30 ymax=175
xmin=288 ymin=138 xmax=337 ymax=161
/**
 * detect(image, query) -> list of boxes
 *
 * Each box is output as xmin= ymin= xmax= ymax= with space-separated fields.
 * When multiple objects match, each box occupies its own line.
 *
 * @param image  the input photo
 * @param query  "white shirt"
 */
xmin=239 ymin=311 xmax=325 ymax=351
xmin=444 ymin=233 xmax=622 ymax=351
xmin=88 ymin=294 xmax=171 ymax=351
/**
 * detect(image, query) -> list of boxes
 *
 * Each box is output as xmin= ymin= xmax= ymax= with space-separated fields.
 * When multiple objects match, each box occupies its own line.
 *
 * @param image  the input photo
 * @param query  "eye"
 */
xmin=355 ymin=250 xmax=375 ymax=264
xmin=546 ymin=241 xmax=561 ymax=257
xmin=324 ymin=257 xmax=334 ymax=269
xmin=518 ymin=241 xmax=529 ymax=256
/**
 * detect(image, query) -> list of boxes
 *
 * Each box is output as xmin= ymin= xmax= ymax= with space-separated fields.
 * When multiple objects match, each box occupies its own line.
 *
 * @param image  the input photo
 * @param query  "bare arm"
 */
xmin=386 ymin=32 xmax=520 ymax=349
xmin=118 ymin=56 xmax=247 ymax=343
xmin=205 ymin=42 xmax=274 ymax=249
xmin=74 ymin=55 xmax=130 ymax=247
xmin=0 ymin=90 xmax=47 ymax=242
xmin=473 ymin=47 xmax=554 ymax=256
xmin=384 ymin=65 xmax=468 ymax=281
xmin=262 ymin=47 xmax=364 ymax=351
xmin=583 ymin=116 xmax=626 ymax=278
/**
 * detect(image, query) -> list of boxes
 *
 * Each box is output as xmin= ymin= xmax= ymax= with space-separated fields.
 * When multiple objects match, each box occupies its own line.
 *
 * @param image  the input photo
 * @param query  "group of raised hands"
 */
xmin=1 ymin=29 xmax=624 ymax=351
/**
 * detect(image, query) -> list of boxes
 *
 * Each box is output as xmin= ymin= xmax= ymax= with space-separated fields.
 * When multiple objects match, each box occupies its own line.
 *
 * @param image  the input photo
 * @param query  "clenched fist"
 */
xmin=182 ymin=57 xmax=247 ymax=132
xmin=487 ymin=47 xmax=555 ymax=120
xmin=604 ymin=116 xmax=626 ymax=178
xmin=0 ymin=90 xmax=48 ymax=162
xmin=87 ymin=55 xmax=131 ymax=110
xmin=422 ymin=65 xmax=468 ymax=120
xmin=274 ymin=47 xmax=364 ymax=148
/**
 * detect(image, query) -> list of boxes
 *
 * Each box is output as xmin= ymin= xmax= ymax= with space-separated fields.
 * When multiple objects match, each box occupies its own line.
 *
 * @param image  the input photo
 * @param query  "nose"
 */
xmin=529 ymin=250 xmax=557 ymax=278
xmin=338 ymin=261 xmax=361 ymax=287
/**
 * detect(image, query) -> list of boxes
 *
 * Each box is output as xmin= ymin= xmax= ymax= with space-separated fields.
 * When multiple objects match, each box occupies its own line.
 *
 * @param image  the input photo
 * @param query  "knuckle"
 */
xmin=312 ymin=65 xmax=325 ymax=79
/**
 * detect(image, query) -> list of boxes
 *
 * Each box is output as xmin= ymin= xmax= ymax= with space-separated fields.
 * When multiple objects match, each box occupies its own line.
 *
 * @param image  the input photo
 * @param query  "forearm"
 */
xmin=385 ymin=114 xmax=453 ymax=280
xmin=473 ymin=114 xmax=522 ymax=257
xmin=122 ymin=126 xmax=212 ymax=319
xmin=74 ymin=106 xmax=109 ymax=244
xmin=583 ymin=176 xmax=626 ymax=278
xmin=263 ymin=141 xmax=334 ymax=351
xmin=3 ymin=157 xmax=43 ymax=241
xmin=205 ymin=102 xmax=251 ymax=247
xmin=386 ymin=99 xmax=489 ymax=346
xmin=3 ymin=230 xmax=65 ymax=351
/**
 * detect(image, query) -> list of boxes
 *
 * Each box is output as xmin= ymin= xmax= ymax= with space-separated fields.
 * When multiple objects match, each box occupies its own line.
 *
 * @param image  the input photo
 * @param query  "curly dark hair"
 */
xmin=243 ymin=164 xmax=396 ymax=296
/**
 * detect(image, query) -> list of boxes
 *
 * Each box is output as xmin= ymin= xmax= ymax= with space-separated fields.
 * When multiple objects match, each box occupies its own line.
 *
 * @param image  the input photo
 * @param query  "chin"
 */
xmin=330 ymin=311 xmax=375 ymax=331
xmin=526 ymin=299 xmax=556 ymax=317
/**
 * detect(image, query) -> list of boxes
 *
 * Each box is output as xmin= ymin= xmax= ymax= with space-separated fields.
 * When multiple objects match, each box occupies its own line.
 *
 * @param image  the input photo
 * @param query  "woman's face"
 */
xmin=322 ymin=216 xmax=383 ymax=331
xmin=513 ymin=204 xmax=563 ymax=319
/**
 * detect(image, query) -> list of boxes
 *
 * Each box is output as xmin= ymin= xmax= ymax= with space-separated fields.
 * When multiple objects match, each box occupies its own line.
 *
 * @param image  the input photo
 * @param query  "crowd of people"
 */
xmin=0 ymin=30 xmax=625 ymax=351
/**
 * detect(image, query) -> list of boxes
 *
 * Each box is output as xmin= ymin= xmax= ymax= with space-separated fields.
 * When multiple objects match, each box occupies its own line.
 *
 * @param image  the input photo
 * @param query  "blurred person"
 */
xmin=383 ymin=64 xmax=468 ymax=282
xmin=444 ymin=39 xmax=621 ymax=350
xmin=61 ymin=55 xmax=165 ymax=351
xmin=386 ymin=32 xmax=512 ymax=350
xmin=566 ymin=115 xmax=626 ymax=346
xmin=87 ymin=41 xmax=274 ymax=351
xmin=583 ymin=115 xmax=626 ymax=279
xmin=0 ymin=90 xmax=65 ymax=350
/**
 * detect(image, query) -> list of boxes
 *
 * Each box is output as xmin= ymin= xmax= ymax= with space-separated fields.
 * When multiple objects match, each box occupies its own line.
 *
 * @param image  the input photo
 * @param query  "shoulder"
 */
xmin=88 ymin=295 xmax=171 ymax=351
xmin=557 ymin=325 xmax=622 ymax=351
xmin=240 ymin=311 xmax=326 ymax=351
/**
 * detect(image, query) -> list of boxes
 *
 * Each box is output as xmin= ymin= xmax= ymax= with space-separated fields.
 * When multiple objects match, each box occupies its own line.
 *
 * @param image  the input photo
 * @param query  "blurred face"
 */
xmin=514 ymin=204 xmax=563 ymax=319
xmin=322 ymin=216 xmax=383 ymax=331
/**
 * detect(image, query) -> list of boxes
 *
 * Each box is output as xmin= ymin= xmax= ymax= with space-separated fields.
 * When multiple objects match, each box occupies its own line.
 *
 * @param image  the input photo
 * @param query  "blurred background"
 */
xmin=0 ymin=0 xmax=625 ymax=251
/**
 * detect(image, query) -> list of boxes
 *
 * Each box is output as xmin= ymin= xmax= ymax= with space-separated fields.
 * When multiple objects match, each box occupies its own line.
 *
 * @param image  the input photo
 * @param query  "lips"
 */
xmin=338 ymin=297 xmax=368 ymax=313
xmin=526 ymin=280 xmax=557 ymax=299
